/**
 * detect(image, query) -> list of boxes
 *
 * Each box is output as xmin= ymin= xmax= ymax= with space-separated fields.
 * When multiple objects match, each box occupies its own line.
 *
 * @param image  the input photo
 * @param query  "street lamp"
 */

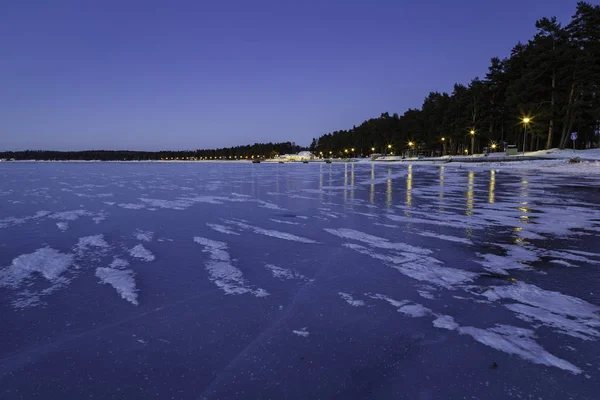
xmin=371 ymin=147 xmax=375 ymax=152
xmin=441 ymin=137 xmax=446 ymax=156
xmin=344 ymin=149 xmax=348 ymax=154
xmin=522 ymin=117 xmax=531 ymax=154
xmin=469 ymin=129 xmax=475 ymax=156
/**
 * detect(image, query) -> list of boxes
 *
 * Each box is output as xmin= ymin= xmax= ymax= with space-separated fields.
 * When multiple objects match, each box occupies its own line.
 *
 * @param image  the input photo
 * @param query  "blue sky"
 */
xmin=0 ymin=0 xmax=579 ymax=151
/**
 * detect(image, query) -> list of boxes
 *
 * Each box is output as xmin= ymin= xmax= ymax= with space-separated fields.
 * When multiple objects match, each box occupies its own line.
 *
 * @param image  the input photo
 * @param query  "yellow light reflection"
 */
xmin=319 ymin=163 xmax=323 ymax=202
xmin=344 ymin=163 xmax=348 ymax=204
xmin=350 ymin=163 xmax=355 ymax=201
xmin=466 ymin=171 xmax=474 ymax=216
xmin=370 ymin=164 xmax=375 ymax=204
xmin=489 ymin=170 xmax=495 ymax=204
xmin=386 ymin=167 xmax=393 ymax=208
xmin=438 ymin=165 xmax=445 ymax=210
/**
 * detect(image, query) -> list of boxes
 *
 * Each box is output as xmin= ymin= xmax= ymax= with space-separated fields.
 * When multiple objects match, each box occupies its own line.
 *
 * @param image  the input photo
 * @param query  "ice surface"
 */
xmin=129 ymin=244 xmax=155 ymax=262
xmin=338 ymin=292 xmax=365 ymax=307
xmin=95 ymin=267 xmax=138 ymax=305
xmin=194 ymin=237 xmax=268 ymax=297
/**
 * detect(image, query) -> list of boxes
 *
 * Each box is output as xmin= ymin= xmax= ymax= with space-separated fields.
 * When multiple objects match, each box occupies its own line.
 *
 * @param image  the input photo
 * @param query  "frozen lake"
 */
xmin=1 ymin=162 xmax=600 ymax=399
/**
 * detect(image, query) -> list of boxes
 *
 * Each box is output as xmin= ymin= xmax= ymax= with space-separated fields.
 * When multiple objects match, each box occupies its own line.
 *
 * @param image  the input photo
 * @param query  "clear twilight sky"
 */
xmin=0 ymin=0 xmax=580 ymax=151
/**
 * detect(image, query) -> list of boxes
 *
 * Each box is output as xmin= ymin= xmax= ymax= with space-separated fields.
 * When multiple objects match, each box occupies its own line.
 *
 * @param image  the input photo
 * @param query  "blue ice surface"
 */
xmin=1 ymin=161 xmax=600 ymax=399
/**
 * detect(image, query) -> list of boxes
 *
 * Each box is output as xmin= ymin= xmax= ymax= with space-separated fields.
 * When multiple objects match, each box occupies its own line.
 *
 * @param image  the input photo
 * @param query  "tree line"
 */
xmin=0 ymin=142 xmax=304 ymax=161
xmin=310 ymin=2 xmax=600 ymax=156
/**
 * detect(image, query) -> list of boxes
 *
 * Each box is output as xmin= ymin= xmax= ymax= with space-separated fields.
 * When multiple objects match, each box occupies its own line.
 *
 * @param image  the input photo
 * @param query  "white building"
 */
xmin=277 ymin=151 xmax=317 ymax=161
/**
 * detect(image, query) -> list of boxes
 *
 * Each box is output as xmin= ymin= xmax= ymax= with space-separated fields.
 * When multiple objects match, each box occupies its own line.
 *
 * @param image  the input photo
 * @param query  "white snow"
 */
xmin=324 ymin=228 xmax=432 ymax=255
xmin=48 ymin=209 xmax=90 ymax=221
xmin=56 ymin=222 xmax=69 ymax=231
xmin=415 ymin=231 xmax=473 ymax=245
xmin=292 ymin=327 xmax=310 ymax=337
xmin=397 ymin=303 xmax=431 ymax=317
xmin=118 ymin=203 xmax=146 ymax=210
xmin=206 ymin=223 xmax=240 ymax=236
xmin=433 ymin=315 xmax=459 ymax=330
xmin=227 ymin=220 xmax=318 ymax=244
xmin=265 ymin=264 xmax=310 ymax=281
xmin=110 ymin=258 xmax=129 ymax=269
xmin=482 ymin=282 xmax=599 ymax=319
xmin=129 ymin=244 xmax=155 ymax=262
xmin=430 ymin=315 xmax=581 ymax=374
xmin=338 ymin=292 xmax=365 ymax=307
xmin=134 ymin=230 xmax=154 ymax=242
xmin=368 ymin=293 xmax=410 ymax=308
xmin=76 ymin=234 xmax=110 ymax=252
xmin=0 ymin=247 xmax=74 ymax=288
xmin=193 ymin=237 xmax=267 ymax=297
xmin=459 ymin=325 xmax=581 ymax=374
xmin=95 ymin=267 xmax=138 ymax=305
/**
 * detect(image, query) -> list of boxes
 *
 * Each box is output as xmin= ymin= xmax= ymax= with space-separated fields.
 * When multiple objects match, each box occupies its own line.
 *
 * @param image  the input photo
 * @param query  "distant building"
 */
xmin=277 ymin=151 xmax=317 ymax=161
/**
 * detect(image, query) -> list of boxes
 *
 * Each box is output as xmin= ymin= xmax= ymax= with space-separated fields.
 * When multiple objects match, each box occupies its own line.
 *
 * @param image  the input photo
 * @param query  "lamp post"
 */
xmin=470 ymin=129 xmax=475 ymax=156
xmin=522 ymin=117 xmax=531 ymax=155
xmin=387 ymin=144 xmax=392 ymax=155
xmin=351 ymin=148 xmax=355 ymax=157
xmin=408 ymin=141 xmax=414 ymax=157
xmin=441 ymin=137 xmax=446 ymax=156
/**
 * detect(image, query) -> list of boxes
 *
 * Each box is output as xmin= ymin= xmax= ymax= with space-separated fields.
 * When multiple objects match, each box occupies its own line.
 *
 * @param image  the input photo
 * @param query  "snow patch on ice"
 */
xmin=338 ymin=292 xmax=365 ymax=307
xmin=431 ymin=315 xmax=581 ymax=374
xmin=397 ymin=303 xmax=431 ymax=318
xmin=265 ymin=264 xmax=310 ymax=282
xmin=193 ymin=237 xmax=268 ymax=297
xmin=0 ymin=247 xmax=74 ymax=288
xmin=415 ymin=231 xmax=473 ymax=245
xmin=118 ymin=203 xmax=146 ymax=210
xmin=110 ymin=258 xmax=129 ymax=269
xmin=433 ymin=315 xmax=459 ymax=330
xmin=325 ymin=228 xmax=431 ymax=255
xmin=206 ymin=223 xmax=240 ymax=236
xmin=96 ymin=267 xmax=138 ymax=305
xmin=56 ymin=222 xmax=69 ymax=231
xmin=292 ymin=327 xmax=310 ymax=337
xmin=134 ymin=230 xmax=154 ymax=242
xmin=129 ymin=244 xmax=155 ymax=262
xmin=227 ymin=220 xmax=318 ymax=244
